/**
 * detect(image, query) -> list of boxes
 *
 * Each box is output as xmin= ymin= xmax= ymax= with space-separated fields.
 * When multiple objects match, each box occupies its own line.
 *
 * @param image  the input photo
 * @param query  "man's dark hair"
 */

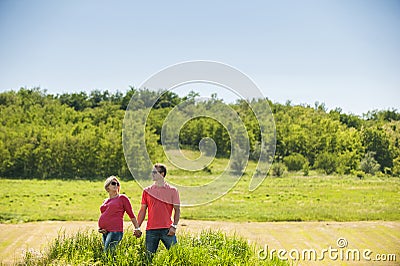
xmin=154 ymin=163 xmax=167 ymax=177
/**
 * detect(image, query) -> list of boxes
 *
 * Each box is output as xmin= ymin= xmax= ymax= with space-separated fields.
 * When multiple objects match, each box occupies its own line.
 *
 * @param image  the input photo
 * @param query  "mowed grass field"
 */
xmin=2 ymin=220 xmax=399 ymax=265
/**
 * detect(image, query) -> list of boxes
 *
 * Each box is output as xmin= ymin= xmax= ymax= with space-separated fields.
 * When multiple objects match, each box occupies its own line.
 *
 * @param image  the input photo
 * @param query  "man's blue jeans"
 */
xmin=145 ymin=228 xmax=177 ymax=254
xmin=102 ymin=231 xmax=123 ymax=252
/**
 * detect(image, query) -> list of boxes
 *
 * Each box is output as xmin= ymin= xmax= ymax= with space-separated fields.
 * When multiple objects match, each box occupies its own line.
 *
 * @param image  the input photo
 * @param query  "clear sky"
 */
xmin=0 ymin=0 xmax=399 ymax=115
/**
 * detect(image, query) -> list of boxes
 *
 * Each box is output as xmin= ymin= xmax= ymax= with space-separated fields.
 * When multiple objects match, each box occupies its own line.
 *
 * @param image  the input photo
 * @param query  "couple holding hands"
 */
xmin=98 ymin=163 xmax=180 ymax=259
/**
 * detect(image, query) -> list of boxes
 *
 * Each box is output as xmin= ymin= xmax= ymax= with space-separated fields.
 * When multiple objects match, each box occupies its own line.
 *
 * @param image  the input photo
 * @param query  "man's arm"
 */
xmin=131 ymin=216 xmax=140 ymax=228
xmin=167 ymin=204 xmax=180 ymax=236
xmin=173 ymin=204 xmax=180 ymax=225
xmin=137 ymin=204 xmax=147 ymax=227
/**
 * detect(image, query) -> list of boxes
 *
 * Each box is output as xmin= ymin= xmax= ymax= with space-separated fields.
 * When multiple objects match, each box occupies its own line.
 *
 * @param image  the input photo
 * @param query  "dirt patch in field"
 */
xmin=0 ymin=220 xmax=399 ymax=265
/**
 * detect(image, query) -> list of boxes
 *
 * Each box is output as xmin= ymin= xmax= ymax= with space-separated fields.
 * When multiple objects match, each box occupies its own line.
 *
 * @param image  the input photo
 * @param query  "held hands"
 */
xmin=98 ymin=228 xmax=142 ymax=238
xmin=134 ymin=228 xmax=142 ymax=238
xmin=98 ymin=228 xmax=107 ymax=234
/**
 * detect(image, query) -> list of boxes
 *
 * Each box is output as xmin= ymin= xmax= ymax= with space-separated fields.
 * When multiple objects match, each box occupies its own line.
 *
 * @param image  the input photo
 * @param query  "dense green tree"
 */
xmin=315 ymin=152 xmax=338 ymax=175
xmin=0 ymin=87 xmax=399 ymax=179
xmin=360 ymin=151 xmax=381 ymax=175
xmin=364 ymin=108 xmax=400 ymax=122
xmin=283 ymin=153 xmax=307 ymax=171
xmin=362 ymin=127 xmax=392 ymax=171
xmin=58 ymin=92 xmax=90 ymax=111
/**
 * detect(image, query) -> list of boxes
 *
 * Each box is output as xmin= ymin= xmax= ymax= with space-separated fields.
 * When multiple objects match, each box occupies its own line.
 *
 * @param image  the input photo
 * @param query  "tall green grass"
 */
xmin=19 ymin=229 xmax=286 ymax=266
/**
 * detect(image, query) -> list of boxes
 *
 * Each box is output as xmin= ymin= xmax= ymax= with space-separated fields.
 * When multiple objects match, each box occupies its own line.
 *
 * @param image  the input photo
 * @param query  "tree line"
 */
xmin=0 ymin=87 xmax=399 ymax=179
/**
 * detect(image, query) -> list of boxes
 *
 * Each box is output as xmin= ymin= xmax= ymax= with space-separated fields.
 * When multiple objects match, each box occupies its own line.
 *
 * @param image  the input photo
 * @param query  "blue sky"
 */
xmin=0 ymin=0 xmax=399 ymax=115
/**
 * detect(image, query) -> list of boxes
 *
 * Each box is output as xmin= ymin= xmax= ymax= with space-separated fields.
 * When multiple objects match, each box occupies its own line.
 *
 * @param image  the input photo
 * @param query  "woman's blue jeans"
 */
xmin=102 ymin=231 xmax=123 ymax=252
xmin=145 ymin=228 xmax=177 ymax=254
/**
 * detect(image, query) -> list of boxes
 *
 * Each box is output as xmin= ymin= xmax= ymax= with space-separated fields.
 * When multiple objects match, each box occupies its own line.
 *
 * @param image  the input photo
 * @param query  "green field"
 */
xmin=1 ymin=167 xmax=399 ymax=223
xmin=1 ymin=160 xmax=399 ymax=265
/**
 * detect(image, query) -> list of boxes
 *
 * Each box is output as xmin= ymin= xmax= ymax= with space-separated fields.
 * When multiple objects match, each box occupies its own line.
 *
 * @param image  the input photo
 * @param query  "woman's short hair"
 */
xmin=104 ymin=176 xmax=120 ymax=191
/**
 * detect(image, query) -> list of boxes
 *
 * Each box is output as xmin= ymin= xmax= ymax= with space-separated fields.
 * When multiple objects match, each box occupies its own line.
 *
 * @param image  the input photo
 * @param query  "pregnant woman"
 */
xmin=98 ymin=176 xmax=142 ymax=252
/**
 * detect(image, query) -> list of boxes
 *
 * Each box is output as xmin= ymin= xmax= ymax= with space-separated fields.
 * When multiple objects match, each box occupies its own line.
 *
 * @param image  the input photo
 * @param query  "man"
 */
xmin=137 ymin=163 xmax=180 ymax=258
